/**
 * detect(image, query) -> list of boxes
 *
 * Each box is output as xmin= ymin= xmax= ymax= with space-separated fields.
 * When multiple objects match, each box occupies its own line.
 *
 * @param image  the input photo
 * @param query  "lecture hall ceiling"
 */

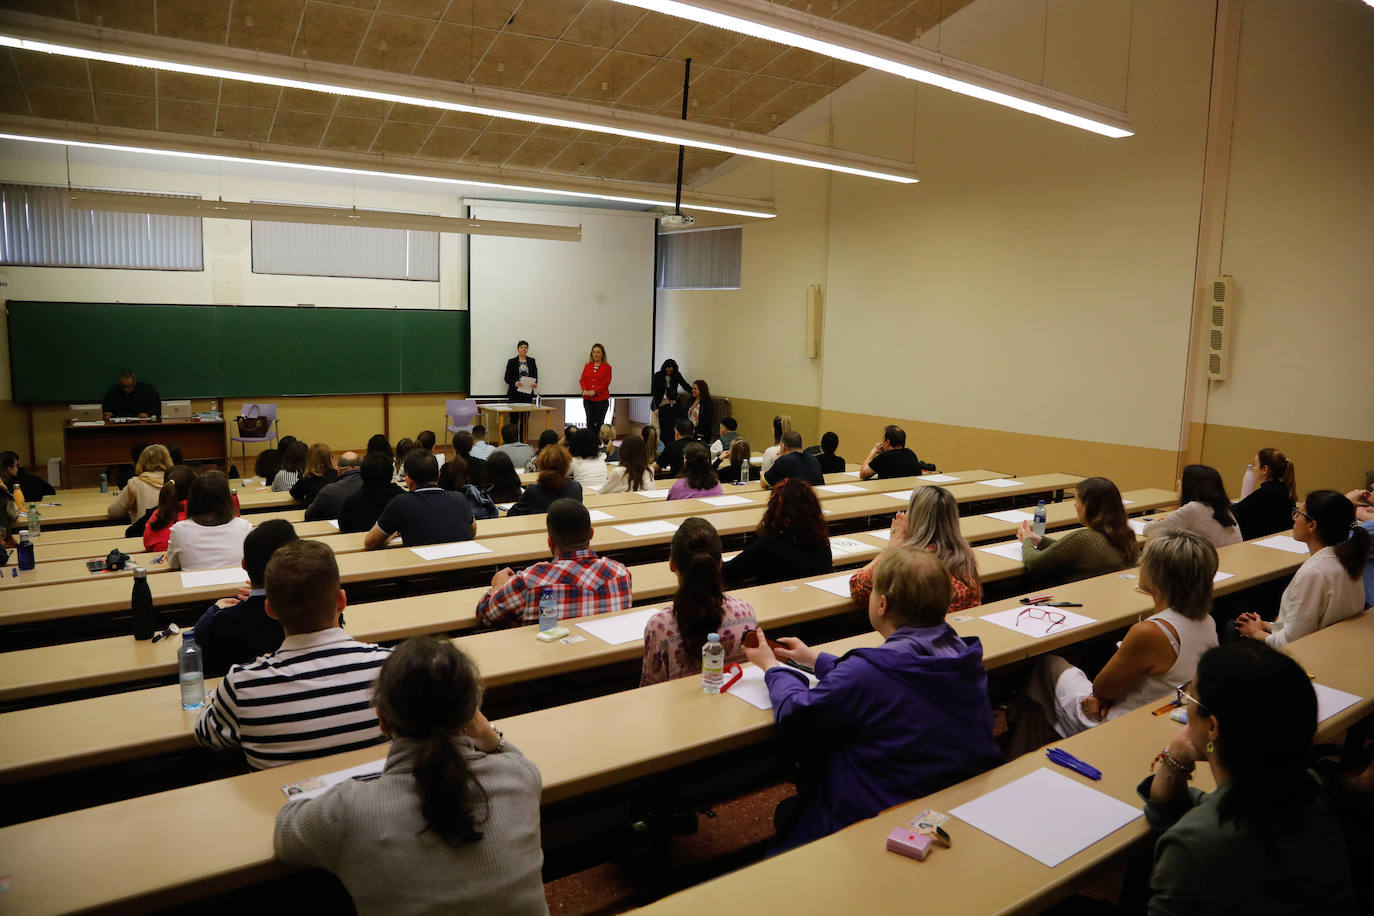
xmin=0 ymin=0 xmax=970 ymax=193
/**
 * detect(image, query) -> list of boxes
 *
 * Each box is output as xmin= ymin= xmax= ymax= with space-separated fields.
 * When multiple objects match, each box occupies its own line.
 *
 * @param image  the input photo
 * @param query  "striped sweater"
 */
xmin=194 ymin=627 xmax=390 ymax=770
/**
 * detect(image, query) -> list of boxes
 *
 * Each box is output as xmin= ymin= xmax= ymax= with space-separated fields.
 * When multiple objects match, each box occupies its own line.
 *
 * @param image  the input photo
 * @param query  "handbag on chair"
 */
xmin=235 ymin=405 xmax=271 ymax=439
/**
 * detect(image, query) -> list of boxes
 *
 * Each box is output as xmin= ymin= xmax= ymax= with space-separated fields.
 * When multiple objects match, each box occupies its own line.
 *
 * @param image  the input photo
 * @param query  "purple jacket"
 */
xmin=764 ymin=624 xmax=1002 ymax=852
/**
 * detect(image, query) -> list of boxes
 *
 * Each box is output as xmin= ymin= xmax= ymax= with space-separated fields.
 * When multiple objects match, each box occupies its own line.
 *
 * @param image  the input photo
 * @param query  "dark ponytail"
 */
xmin=1257 ymin=448 xmax=1296 ymax=503
xmin=1304 ymin=489 xmax=1369 ymax=579
xmin=151 ymin=465 xmax=195 ymax=532
xmin=669 ymin=518 xmax=726 ymax=658
xmin=374 ymin=637 xmax=489 ymax=847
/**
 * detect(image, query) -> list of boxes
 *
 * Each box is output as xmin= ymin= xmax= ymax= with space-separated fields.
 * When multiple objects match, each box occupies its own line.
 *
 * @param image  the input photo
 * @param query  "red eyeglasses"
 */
xmin=1016 ymin=606 xmax=1067 ymax=634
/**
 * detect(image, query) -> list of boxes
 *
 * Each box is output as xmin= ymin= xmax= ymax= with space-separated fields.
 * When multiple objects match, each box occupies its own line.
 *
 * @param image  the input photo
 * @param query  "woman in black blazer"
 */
xmin=688 ymin=378 xmax=715 ymax=441
xmin=651 ymin=358 xmax=690 ymax=431
xmin=504 ymin=340 xmax=539 ymax=403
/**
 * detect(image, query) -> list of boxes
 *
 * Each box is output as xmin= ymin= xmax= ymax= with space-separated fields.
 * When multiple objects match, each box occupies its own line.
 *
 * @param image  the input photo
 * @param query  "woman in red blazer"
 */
xmin=579 ymin=342 xmax=612 ymax=432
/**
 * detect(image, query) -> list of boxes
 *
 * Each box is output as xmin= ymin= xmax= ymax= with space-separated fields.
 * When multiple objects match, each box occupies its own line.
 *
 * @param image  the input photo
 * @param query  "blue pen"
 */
xmin=1047 ymin=748 xmax=1102 ymax=780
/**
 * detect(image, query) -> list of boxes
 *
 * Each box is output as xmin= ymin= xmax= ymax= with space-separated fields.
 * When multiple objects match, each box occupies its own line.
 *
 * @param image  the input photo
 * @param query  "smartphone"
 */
xmin=741 ymin=628 xmax=786 ymax=652
xmin=86 ymin=559 xmax=106 ymax=573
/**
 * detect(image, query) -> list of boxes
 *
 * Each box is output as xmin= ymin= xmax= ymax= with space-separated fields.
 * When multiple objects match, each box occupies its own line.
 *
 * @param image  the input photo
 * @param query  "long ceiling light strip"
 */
xmin=66 ymin=192 xmax=583 ymax=242
xmin=0 ymin=19 xmax=919 ymax=184
xmin=0 ymin=128 xmax=778 ymax=219
xmin=609 ymin=0 xmax=1134 ymax=138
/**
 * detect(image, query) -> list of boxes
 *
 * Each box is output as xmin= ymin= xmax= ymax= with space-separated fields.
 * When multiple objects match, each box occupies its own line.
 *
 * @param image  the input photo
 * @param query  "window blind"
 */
xmin=251 ymin=207 xmax=439 ymax=281
xmin=655 ymin=226 xmax=742 ymax=290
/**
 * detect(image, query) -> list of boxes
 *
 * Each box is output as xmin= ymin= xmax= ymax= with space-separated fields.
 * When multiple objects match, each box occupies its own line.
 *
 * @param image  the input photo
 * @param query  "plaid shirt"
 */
xmin=476 ymin=549 xmax=634 ymax=628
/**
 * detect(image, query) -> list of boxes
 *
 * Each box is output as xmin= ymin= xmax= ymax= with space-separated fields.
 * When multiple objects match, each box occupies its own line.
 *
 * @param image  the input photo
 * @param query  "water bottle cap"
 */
xmin=706 ymin=632 xmax=721 ymax=642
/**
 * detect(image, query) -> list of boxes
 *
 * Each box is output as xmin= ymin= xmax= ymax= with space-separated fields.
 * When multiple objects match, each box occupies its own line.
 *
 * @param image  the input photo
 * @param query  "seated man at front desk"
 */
xmin=102 ymin=370 xmax=161 ymax=420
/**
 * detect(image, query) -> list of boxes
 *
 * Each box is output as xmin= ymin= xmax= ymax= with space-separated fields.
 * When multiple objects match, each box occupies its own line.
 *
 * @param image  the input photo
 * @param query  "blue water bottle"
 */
xmin=17 ymin=530 xmax=35 ymax=570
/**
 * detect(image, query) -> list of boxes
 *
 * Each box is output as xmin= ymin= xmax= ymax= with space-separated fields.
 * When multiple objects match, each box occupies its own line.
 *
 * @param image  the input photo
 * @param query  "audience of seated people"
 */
xmin=192 ymin=519 xmax=299 ymax=677
xmin=654 ymin=417 xmax=698 ymax=479
xmin=508 ymin=444 xmax=582 ymax=516
xmin=364 ymin=450 xmax=475 ymax=549
xmin=168 ymin=471 xmax=251 ymax=570
xmin=723 ymin=478 xmax=833 ymax=586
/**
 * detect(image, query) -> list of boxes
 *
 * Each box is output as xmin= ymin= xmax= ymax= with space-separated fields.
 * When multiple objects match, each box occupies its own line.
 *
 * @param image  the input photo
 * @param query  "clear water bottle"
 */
xmin=1033 ymin=500 xmax=1047 ymax=539
xmin=179 ymin=631 xmax=205 ymax=710
xmin=99 ymin=472 xmax=109 ymax=495
xmin=132 ymin=567 xmax=156 ymax=640
xmin=26 ymin=502 xmax=40 ymax=537
xmin=538 ymin=587 xmax=558 ymax=631
xmin=701 ymin=632 xmax=725 ymax=693
xmin=739 ymin=460 xmax=750 ymax=485
xmin=16 ymin=530 xmax=35 ymax=571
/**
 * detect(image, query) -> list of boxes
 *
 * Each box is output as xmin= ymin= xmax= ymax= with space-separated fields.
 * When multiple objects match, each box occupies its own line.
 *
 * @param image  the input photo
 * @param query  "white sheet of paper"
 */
xmin=981 ymin=478 xmax=1020 ymax=488
xmin=1313 ymin=683 xmax=1362 ymax=723
xmin=1255 ymin=534 xmax=1309 ymax=554
xmin=817 ymin=483 xmax=865 ymax=494
xmin=883 ymin=490 xmax=914 ymax=502
xmin=727 ymin=665 xmax=819 ymax=710
xmin=613 ymin=520 xmax=679 ymax=537
xmin=496 ymin=502 xmax=515 ymax=511
xmin=980 ymin=605 xmax=1096 ymax=638
xmin=919 ymin=474 xmax=959 ymax=483
xmin=950 ymin=768 xmax=1141 ymax=868
xmin=410 ymin=541 xmax=493 ymax=561
xmin=634 ymin=489 xmax=671 ymax=500
xmin=586 ymin=509 xmax=616 ymax=521
xmin=1127 ymin=519 xmax=1148 ymax=536
xmin=985 ymin=509 xmax=1034 ymax=524
xmin=979 ymin=541 xmax=1025 ymax=562
xmin=698 ymin=494 xmax=752 ymax=507
xmin=575 ymin=607 xmax=662 ymax=645
xmin=869 ymin=529 xmax=891 ymax=541
xmin=805 ymin=574 xmax=855 ymax=598
xmin=180 ymin=567 xmax=249 ymax=589
xmin=326 ymin=519 xmax=339 ymax=529
xmin=829 ymin=537 xmax=869 ymax=557
xmin=749 ymin=457 xmax=763 ymax=465
xmin=1213 ymin=571 xmax=1234 ymax=583
xmin=281 ymin=759 xmax=385 ymax=801
xmin=1121 ymin=499 xmax=1134 ymax=506
xmin=842 ymin=471 xmax=861 ymax=478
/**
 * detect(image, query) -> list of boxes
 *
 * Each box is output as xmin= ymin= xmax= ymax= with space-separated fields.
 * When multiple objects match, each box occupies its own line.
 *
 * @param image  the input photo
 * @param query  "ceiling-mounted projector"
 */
xmin=660 ymin=213 xmax=695 ymax=227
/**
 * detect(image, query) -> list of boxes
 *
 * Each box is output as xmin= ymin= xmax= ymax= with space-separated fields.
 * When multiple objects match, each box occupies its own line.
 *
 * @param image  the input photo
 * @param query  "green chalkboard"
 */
xmin=5 ymin=301 xmax=468 ymax=401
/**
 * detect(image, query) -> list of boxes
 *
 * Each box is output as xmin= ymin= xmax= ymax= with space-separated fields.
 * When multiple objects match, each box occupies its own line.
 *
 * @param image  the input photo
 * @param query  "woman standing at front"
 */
xmin=503 ymin=340 xmax=538 ymax=403
xmin=579 ymin=343 xmax=612 ymax=432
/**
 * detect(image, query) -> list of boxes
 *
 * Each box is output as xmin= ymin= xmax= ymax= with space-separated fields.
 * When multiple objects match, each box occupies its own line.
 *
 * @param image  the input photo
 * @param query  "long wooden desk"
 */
xmin=60 ymin=419 xmax=227 ymax=489
xmin=0 ymin=540 xmax=1340 ymax=916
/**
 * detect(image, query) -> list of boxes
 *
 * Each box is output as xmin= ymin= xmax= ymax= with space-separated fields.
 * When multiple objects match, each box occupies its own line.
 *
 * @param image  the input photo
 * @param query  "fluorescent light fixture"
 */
xmin=65 ymin=192 xmax=583 ymax=242
xmin=0 ymin=129 xmax=778 ymax=220
xmin=609 ymin=0 xmax=1134 ymax=138
xmin=0 ymin=18 xmax=919 ymax=184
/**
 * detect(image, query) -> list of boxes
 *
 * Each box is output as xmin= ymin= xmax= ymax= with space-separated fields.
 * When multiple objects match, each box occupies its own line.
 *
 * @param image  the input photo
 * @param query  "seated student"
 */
xmin=716 ymin=438 xmax=753 ymax=485
xmin=476 ymin=499 xmax=632 ymax=628
xmin=442 ymin=431 xmax=486 ymax=491
xmin=1348 ymin=483 xmax=1374 ymax=608
xmin=760 ymin=414 xmax=791 ymax=477
xmin=687 ymin=378 xmax=715 ymax=441
xmin=415 ymin=430 xmax=436 ymax=453
xmin=849 ymin=485 xmax=982 ymax=611
xmin=274 ymin=636 xmax=547 ymax=916
xmin=655 ymin=417 xmax=698 ymax=479
xmin=0 ymin=450 xmax=23 ymax=536
xmin=641 ymin=518 xmax=757 ymax=685
xmin=723 ymin=479 xmax=833 ymax=586
xmin=393 ymin=437 xmax=418 ymax=476
xmin=143 ymin=465 xmax=195 ymax=552
xmin=438 ymin=455 xmax=498 ymax=520
xmin=569 ymin=427 xmax=609 ymax=492
xmin=1232 ymin=447 xmax=1297 ymax=539
xmin=253 ymin=447 xmax=281 ymax=486
xmin=763 ymin=430 xmax=825 ymax=488
xmin=289 ymin=443 xmax=339 ymax=508
xmin=1 ymin=452 xmax=55 ymax=501
xmin=641 ymin=422 xmax=665 ymax=457
xmin=1016 ymin=476 xmax=1140 ymax=581
xmin=1144 ymin=464 xmax=1242 ymax=549
xmin=484 ymin=452 xmax=525 ymax=505
xmin=599 ymin=424 xmax=619 ymax=461
xmin=195 ymin=539 xmax=390 ymax=770
xmin=742 ymin=549 xmax=1002 ymax=853
xmin=493 ymin=423 xmax=535 ymax=471
xmin=192 ymin=520 xmax=298 ymax=677
xmin=469 ymin=423 xmax=496 ymax=460
xmin=339 ymin=451 xmax=406 ymax=535
xmin=858 ymin=424 xmax=922 ymax=480
xmin=168 ymin=472 xmax=252 ymax=570
xmin=508 ymin=445 xmax=582 ymax=517
xmin=1141 ymin=642 xmax=1357 ymax=913
xmin=366 ymin=434 xmax=393 ymax=462
xmin=271 ymin=440 xmax=308 ymax=492
xmin=304 ymin=451 xmax=362 ymax=522
xmin=1010 ymin=532 xmax=1220 ymax=753
xmin=668 ymin=442 xmax=723 ymax=500
xmin=813 ymin=431 xmax=846 ymax=474
xmin=107 ymin=444 xmax=172 ymax=522
xmin=599 ymin=435 xmax=655 ymax=494
xmin=1236 ymin=490 xmax=1368 ymax=646
xmin=364 ymin=450 xmax=476 ymax=549
xmin=709 ymin=416 xmax=741 ymax=465
xmin=525 ymin=429 xmax=559 ymax=473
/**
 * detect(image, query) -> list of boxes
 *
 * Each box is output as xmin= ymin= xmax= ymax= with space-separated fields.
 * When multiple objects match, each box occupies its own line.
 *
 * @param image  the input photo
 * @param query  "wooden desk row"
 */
xmin=0 ymin=538 xmax=1329 ymax=916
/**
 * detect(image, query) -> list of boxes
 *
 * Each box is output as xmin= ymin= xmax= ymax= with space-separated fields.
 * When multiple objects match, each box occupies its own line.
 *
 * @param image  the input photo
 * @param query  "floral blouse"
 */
xmin=848 ymin=563 xmax=982 ymax=614
xmin=640 ymin=595 xmax=758 ymax=686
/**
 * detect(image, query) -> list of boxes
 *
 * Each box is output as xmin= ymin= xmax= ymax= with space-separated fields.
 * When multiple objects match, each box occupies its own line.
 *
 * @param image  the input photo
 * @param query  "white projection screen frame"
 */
xmin=466 ymin=200 xmax=657 ymax=398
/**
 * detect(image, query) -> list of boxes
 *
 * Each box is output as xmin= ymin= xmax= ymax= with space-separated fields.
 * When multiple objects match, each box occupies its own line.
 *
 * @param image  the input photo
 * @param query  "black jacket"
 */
xmin=504 ymin=356 xmax=539 ymax=401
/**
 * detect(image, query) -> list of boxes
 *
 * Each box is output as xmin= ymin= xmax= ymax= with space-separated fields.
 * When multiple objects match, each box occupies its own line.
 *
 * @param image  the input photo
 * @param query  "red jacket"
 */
xmin=579 ymin=361 xmax=612 ymax=401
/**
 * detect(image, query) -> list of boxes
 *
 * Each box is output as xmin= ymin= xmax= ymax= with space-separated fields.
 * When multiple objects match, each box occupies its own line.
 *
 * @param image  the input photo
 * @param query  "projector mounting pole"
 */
xmin=674 ymin=57 xmax=691 ymax=217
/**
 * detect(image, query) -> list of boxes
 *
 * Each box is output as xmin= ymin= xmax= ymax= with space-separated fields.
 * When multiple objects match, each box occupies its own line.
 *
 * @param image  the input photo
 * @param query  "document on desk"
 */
xmin=829 ymin=537 xmax=869 ymax=558
xmin=1313 ymin=683 xmax=1362 ymax=723
xmin=980 ymin=478 xmax=1020 ymax=488
xmin=868 ymin=529 xmax=891 ymax=541
xmin=281 ymin=759 xmax=385 ymax=801
xmin=326 ymin=519 xmax=339 ymax=529
xmin=883 ymin=490 xmax=914 ymax=502
xmin=1255 ymin=534 xmax=1309 ymax=554
xmin=817 ymin=483 xmax=865 ymax=494
xmin=698 ymin=494 xmax=752 ymax=507
xmin=576 ymin=607 xmax=662 ymax=645
xmin=984 ymin=509 xmax=1034 ymax=524
xmin=806 ymin=574 xmax=855 ymax=598
xmin=1127 ymin=519 xmax=1148 ymax=536
xmin=950 ymin=768 xmax=1141 ymax=867
xmin=410 ymin=541 xmax=493 ymax=561
xmin=180 ymin=567 xmax=249 ymax=589
xmin=586 ymin=509 xmax=616 ymax=521
xmin=634 ymin=489 xmax=671 ymax=500
xmin=613 ymin=520 xmax=679 ymax=537
xmin=920 ymin=474 xmax=960 ymax=483
xmin=728 ymin=665 xmax=818 ymax=710
xmin=980 ymin=605 xmax=1096 ymax=638
xmin=978 ymin=541 xmax=1025 ymax=562
xmin=1213 ymin=571 xmax=1234 ymax=583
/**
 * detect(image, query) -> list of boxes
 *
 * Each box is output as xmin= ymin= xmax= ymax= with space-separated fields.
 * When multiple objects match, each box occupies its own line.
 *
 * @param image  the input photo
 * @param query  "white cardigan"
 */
xmin=1266 ymin=546 xmax=1364 ymax=648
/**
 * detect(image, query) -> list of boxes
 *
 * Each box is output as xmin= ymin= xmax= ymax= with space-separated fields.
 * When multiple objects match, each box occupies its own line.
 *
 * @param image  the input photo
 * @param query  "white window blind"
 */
xmin=0 ymin=183 xmax=203 ymax=270
xmin=656 ymin=226 xmax=742 ymax=290
xmin=251 ymin=206 xmax=439 ymax=281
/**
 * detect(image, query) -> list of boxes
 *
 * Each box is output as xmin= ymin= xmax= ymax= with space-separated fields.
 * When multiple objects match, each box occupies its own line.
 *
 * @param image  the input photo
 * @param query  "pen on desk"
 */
xmin=1047 ymin=748 xmax=1102 ymax=780
xmin=151 ymin=554 xmax=167 ymax=566
xmin=1044 ymin=601 xmax=1083 ymax=608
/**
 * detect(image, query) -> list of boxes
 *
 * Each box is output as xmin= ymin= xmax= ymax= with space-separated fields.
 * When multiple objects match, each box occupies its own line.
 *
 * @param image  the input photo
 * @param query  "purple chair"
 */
xmin=445 ymin=399 xmax=478 ymax=437
xmin=230 ymin=403 xmax=278 ymax=476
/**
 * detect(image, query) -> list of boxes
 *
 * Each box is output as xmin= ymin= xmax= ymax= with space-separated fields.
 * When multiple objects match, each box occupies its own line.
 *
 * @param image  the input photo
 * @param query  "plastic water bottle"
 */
xmin=132 ymin=567 xmax=156 ymax=640
xmin=538 ymin=588 xmax=558 ymax=631
xmin=99 ymin=472 xmax=109 ymax=495
xmin=16 ymin=530 xmax=35 ymax=570
xmin=179 ymin=631 xmax=205 ymax=710
xmin=1033 ymin=500 xmax=1047 ymax=539
xmin=26 ymin=502 xmax=40 ymax=537
xmin=701 ymin=632 xmax=725 ymax=693
xmin=739 ymin=461 xmax=750 ymax=485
